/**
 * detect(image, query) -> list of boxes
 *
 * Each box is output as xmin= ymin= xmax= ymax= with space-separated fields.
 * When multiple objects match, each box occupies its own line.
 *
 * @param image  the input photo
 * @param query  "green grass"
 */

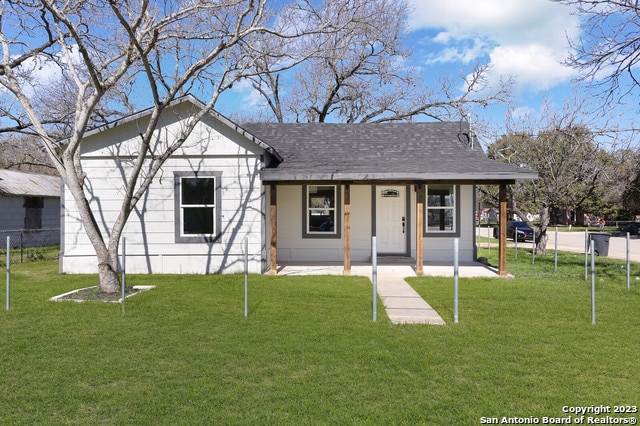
xmin=1 ymin=254 xmax=639 ymax=425
xmin=0 ymin=245 xmax=59 ymax=267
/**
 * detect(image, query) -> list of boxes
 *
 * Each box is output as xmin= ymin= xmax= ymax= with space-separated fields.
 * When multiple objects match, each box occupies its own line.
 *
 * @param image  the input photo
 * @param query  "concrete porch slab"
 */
xmin=274 ymin=260 xmax=502 ymax=278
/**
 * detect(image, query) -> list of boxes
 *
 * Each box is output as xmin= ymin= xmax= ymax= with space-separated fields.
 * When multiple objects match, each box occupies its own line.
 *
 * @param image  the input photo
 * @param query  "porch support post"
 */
xmin=498 ymin=183 xmax=508 ymax=276
xmin=343 ymin=183 xmax=351 ymax=275
xmin=416 ymin=184 xmax=424 ymax=275
xmin=269 ymin=184 xmax=277 ymax=275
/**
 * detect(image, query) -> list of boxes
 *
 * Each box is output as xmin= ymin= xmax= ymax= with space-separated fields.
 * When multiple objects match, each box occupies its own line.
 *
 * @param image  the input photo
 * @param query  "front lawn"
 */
xmin=1 ymin=255 xmax=638 ymax=424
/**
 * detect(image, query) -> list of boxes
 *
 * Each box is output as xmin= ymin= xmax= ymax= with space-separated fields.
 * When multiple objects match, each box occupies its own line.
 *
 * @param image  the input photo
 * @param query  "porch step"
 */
xmin=368 ymin=256 xmax=415 ymax=265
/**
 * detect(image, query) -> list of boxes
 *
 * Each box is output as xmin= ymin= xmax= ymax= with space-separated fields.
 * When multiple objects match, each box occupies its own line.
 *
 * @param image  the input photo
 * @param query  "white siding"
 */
xmin=61 ymin=108 xmax=266 ymax=275
xmin=270 ymin=184 xmax=476 ymax=264
xmin=413 ymin=185 xmax=476 ymax=263
xmin=273 ymin=185 xmax=372 ymax=262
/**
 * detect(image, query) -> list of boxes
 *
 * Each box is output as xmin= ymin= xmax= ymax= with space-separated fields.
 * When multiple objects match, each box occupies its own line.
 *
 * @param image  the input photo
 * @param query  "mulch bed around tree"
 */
xmin=51 ymin=286 xmax=155 ymax=302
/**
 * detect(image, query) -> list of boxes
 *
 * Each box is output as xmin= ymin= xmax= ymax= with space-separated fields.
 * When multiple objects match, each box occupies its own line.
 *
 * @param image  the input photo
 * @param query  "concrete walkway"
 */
xmin=370 ymin=264 xmax=446 ymax=325
xmin=274 ymin=261 xmax=501 ymax=325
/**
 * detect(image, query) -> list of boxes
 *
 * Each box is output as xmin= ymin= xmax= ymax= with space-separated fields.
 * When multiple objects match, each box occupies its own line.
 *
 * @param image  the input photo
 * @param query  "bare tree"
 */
xmin=244 ymin=0 xmax=513 ymax=123
xmin=0 ymin=134 xmax=55 ymax=174
xmin=551 ymin=1 xmax=640 ymax=221
xmin=554 ymin=0 xmax=640 ymax=111
xmin=485 ymin=100 xmax=619 ymax=254
xmin=0 ymin=0 xmax=342 ymax=293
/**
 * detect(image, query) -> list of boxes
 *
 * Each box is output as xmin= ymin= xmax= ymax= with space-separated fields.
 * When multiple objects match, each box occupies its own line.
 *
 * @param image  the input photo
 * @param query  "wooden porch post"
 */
xmin=498 ymin=183 xmax=508 ymax=276
xmin=416 ymin=184 xmax=424 ymax=275
xmin=269 ymin=184 xmax=277 ymax=274
xmin=343 ymin=183 xmax=351 ymax=275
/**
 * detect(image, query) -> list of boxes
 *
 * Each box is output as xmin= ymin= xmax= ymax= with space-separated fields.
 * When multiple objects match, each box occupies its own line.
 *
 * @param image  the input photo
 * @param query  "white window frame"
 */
xmin=424 ymin=184 xmax=459 ymax=236
xmin=303 ymin=185 xmax=341 ymax=238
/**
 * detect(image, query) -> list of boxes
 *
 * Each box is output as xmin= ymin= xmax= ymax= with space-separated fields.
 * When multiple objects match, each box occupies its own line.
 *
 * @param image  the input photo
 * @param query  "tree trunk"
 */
xmin=536 ymin=205 xmax=551 ymax=255
xmin=63 ymin=168 xmax=122 ymax=293
xmin=536 ymin=231 xmax=549 ymax=255
xmin=98 ymin=261 xmax=120 ymax=294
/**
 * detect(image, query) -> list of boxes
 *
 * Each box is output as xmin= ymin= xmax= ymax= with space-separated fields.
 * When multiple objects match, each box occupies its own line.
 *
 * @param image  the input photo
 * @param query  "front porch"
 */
xmin=266 ymin=182 xmax=513 ymax=277
xmin=272 ymin=259 xmax=503 ymax=278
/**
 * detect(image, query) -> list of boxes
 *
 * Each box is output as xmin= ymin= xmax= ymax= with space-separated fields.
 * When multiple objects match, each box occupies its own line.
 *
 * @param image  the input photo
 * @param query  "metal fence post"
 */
xmin=591 ymin=240 xmax=596 ymax=325
xmin=121 ymin=237 xmax=126 ymax=315
xmin=454 ymin=238 xmax=459 ymax=324
xmin=554 ymin=226 xmax=558 ymax=272
xmin=514 ymin=227 xmax=518 ymax=261
xmin=6 ymin=236 xmax=10 ymax=311
xmin=244 ymin=238 xmax=249 ymax=318
xmin=372 ymin=236 xmax=377 ymax=322
xmin=627 ymin=232 xmax=631 ymax=291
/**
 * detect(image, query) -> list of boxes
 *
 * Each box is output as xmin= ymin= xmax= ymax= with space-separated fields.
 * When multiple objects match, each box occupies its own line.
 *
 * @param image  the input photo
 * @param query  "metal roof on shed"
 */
xmin=243 ymin=122 xmax=538 ymax=183
xmin=0 ymin=169 xmax=61 ymax=197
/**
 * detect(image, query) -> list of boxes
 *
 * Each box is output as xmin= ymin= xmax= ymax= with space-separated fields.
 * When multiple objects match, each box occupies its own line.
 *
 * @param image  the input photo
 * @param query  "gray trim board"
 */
xmin=173 ymin=171 xmax=223 ymax=243
xmin=301 ymin=184 xmax=342 ymax=239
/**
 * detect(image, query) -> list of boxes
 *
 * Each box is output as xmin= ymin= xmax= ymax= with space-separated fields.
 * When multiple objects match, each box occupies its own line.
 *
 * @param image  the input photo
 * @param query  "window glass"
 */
xmin=426 ymin=185 xmax=455 ymax=233
xmin=181 ymin=177 xmax=215 ymax=235
xmin=307 ymin=185 xmax=336 ymax=233
xmin=182 ymin=178 xmax=215 ymax=205
xmin=183 ymin=207 xmax=214 ymax=235
xmin=427 ymin=189 xmax=454 ymax=207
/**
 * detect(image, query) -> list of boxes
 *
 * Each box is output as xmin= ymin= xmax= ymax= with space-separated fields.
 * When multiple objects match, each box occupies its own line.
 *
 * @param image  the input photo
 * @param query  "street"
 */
xmin=477 ymin=227 xmax=640 ymax=262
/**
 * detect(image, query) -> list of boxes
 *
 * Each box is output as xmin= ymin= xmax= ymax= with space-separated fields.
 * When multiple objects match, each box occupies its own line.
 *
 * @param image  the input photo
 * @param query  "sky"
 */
xmin=406 ymin=0 xmax=578 ymax=95
xmin=216 ymin=0 xmax=595 ymax=143
xmin=400 ymin=0 xmax=585 ymax=139
xmin=3 ymin=0 xmax=635 ymax=147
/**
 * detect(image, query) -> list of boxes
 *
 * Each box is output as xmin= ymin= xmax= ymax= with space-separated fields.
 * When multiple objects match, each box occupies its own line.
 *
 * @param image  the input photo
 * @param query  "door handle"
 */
xmin=402 ymin=216 xmax=406 ymax=234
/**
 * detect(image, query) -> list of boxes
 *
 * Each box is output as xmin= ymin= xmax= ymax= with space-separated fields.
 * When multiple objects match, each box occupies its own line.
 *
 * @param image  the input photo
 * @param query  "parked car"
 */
xmin=493 ymin=221 xmax=536 ymax=242
xmin=618 ymin=222 xmax=640 ymax=235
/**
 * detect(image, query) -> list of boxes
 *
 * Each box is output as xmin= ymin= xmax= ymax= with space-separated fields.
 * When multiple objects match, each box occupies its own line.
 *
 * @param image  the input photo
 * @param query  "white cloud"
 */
xmin=232 ymin=78 xmax=266 ymax=108
xmin=425 ymin=36 xmax=491 ymax=65
xmin=12 ymin=46 xmax=84 ymax=97
xmin=406 ymin=0 xmax=580 ymax=93
xmin=490 ymin=44 xmax=574 ymax=91
xmin=510 ymin=106 xmax=535 ymax=121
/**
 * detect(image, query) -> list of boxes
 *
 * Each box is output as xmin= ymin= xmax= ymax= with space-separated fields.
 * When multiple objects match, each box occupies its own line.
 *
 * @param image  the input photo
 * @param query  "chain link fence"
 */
xmin=0 ymin=228 xmax=60 ymax=266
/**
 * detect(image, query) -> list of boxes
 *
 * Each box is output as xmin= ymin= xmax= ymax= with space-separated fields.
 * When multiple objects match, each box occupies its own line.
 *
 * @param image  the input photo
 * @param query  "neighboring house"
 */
xmin=0 ymin=169 xmax=61 ymax=230
xmin=60 ymin=96 xmax=537 ymax=276
xmin=0 ymin=169 xmax=61 ymax=247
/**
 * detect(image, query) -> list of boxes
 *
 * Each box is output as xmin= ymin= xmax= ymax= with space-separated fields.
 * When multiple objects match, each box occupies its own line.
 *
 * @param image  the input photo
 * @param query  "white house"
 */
xmin=60 ymin=96 xmax=537 ymax=276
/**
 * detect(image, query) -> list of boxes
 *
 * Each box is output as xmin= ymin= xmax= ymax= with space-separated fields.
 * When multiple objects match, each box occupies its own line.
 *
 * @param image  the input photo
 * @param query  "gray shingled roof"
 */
xmin=243 ymin=122 xmax=537 ymax=182
xmin=0 ymin=169 xmax=61 ymax=197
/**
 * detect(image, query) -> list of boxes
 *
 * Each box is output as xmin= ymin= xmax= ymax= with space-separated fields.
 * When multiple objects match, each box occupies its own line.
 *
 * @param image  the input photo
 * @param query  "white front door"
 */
xmin=376 ymin=186 xmax=406 ymax=254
